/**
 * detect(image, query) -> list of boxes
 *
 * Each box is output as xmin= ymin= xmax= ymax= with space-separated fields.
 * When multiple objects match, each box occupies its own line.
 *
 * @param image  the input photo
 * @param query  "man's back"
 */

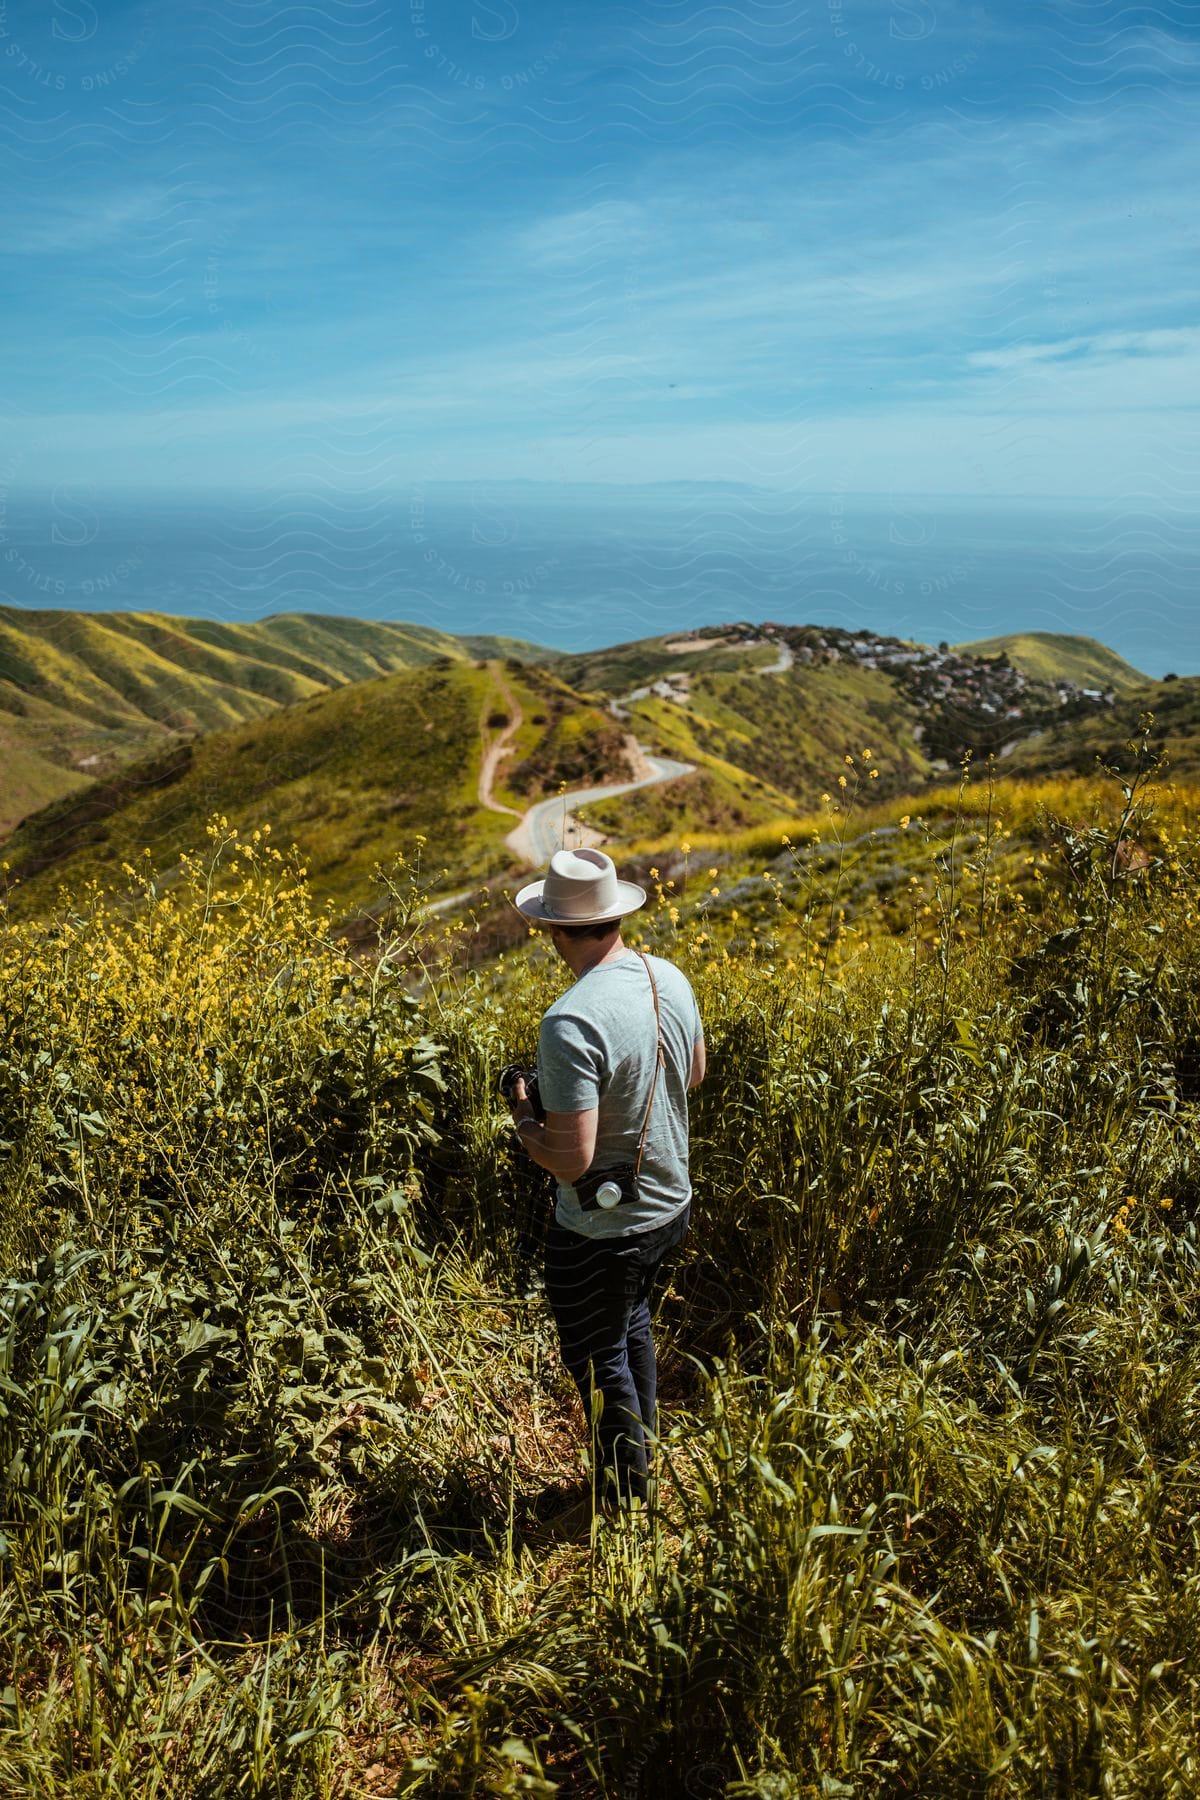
xmin=537 ymin=949 xmax=702 ymax=1238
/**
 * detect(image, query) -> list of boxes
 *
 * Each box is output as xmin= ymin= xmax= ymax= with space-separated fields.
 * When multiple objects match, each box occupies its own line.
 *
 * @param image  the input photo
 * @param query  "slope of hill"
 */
xmin=1001 ymin=675 xmax=1200 ymax=781
xmin=6 ymin=610 xmax=1187 ymax=929
xmin=586 ymin=659 xmax=931 ymax=840
xmin=0 ymin=661 xmax=637 ymax=920
xmin=0 ymin=606 xmax=553 ymax=836
xmin=953 ymin=632 xmax=1145 ymax=693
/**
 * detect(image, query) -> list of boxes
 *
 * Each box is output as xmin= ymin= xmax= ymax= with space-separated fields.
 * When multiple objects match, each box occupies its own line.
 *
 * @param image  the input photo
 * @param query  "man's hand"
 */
xmin=508 ymin=1074 xmax=537 ymax=1132
xmin=509 ymin=1075 xmax=546 ymax=1165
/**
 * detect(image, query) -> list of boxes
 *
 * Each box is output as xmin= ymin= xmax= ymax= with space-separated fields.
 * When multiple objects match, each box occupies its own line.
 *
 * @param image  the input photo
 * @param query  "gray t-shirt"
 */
xmin=537 ymin=949 xmax=703 ymax=1239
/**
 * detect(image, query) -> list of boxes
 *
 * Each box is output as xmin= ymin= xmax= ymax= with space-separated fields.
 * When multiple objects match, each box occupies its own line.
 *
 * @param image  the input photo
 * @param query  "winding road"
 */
xmin=505 ymin=752 xmax=696 ymax=865
xmin=425 ymin=638 xmax=800 ymax=911
xmin=422 ymin=669 xmax=695 ymax=914
xmin=423 ymin=746 xmax=695 ymax=916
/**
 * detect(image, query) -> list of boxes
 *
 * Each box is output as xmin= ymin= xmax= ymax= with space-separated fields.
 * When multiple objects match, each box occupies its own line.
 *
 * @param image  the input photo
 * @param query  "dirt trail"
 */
xmin=477 ymin=663 xmax=523 ymax=819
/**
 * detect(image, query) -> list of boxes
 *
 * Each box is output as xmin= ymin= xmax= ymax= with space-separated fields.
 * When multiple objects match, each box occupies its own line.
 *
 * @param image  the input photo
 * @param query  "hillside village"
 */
xmin=630 ymin=622 xmax=1118 ymax=763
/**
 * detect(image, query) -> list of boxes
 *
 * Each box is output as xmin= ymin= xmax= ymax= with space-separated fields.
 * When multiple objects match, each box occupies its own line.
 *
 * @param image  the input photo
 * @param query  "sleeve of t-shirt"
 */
xmin=537 ymin=1010 xmax=605 ymax=1113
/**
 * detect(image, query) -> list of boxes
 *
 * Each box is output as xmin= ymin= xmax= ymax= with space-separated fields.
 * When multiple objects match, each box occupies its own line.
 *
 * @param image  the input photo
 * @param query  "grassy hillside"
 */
xmin=0 ymin=605 xmax=552 ymax=835
xmin=0 ymin=738 xmax=91 ymax=818
xmin=0 ymin=661 xmax=635 ymax=921
xmin=582 ymin=656 xmax=932 ymax=840
xmin=1002 ymin=674 xmax=1200 ymax=780
xmin=561 ymin=624 xmax=1148 ymax=705
xmin=669 ymin=659 xmax=930 ymax=795
xmin=4 ymin=609 xmax=1184 ymax=914
xmin=497 ymin=663 xmax=640 ymax=798
xmin=581 ymin=755 xmax=794 ymax=842
xmin=954 ymin=631 xmax=1146 ymax=692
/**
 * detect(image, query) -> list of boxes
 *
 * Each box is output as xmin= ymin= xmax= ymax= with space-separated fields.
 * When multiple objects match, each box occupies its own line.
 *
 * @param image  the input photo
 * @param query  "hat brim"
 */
xmin=514 ymin=878 xmax=647 ymax=924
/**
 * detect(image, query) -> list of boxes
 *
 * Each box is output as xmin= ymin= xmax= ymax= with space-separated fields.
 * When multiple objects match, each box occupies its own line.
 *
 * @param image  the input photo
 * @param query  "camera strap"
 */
xmin=632 ymin=950 xmax=666 ymax=1178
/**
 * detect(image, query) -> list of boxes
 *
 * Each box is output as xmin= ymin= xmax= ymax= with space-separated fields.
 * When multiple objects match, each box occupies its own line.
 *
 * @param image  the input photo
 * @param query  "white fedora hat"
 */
xmin=515 ymin=848 xmax=646 ymax=925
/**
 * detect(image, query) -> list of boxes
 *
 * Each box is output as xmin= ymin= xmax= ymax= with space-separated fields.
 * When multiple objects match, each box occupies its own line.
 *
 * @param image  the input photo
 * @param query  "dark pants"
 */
xmin=543 ymin=1204 xmax=690 ymax=1504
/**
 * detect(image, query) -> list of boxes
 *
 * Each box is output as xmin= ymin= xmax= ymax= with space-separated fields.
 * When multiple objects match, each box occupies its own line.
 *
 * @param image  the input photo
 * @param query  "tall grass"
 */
xmin=2 ymin=756 xmax=1200 ymax=1795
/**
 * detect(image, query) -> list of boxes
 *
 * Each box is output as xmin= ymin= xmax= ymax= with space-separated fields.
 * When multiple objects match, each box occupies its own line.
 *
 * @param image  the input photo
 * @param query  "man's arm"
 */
xmin=510 ymin=1079 xmax=598 ymax=1184
xmin=689 ymin=1030 xmax=707 ymax=1088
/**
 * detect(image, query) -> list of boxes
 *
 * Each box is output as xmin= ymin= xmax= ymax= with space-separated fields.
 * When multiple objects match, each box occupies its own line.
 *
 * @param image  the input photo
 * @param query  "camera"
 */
xmin=502 ymin=1064 xmax=550 ymax=1273
xmin=499 ymin=1064 xmax=545 ymax=1121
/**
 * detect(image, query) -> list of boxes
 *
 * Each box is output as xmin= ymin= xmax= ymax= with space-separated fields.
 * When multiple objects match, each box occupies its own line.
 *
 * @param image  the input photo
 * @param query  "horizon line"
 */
xmin=3 ymin=481 xmax=1190 ymax=507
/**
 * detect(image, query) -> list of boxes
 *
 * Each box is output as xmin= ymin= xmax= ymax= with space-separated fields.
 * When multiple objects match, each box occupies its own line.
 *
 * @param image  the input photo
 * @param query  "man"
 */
xmin=508 ymin=847 xmax=706 ymax=1514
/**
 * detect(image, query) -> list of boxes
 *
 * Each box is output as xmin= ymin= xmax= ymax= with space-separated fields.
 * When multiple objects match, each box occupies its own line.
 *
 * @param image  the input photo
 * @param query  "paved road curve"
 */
xmin=506 ymin=753 xmax=695 ymax=865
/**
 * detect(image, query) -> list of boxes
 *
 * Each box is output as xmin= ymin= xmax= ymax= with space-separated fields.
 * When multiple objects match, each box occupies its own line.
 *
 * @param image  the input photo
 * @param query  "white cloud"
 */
xmin=517 ymin=200 xmax=650 ymax=265
xmin=1113 ymin=28 xmax=1200 ymax=72
xmin=966 ymin=327 xmax=1200 ymax=372
xmin=7 ymin=186 xmax=185 ymax=256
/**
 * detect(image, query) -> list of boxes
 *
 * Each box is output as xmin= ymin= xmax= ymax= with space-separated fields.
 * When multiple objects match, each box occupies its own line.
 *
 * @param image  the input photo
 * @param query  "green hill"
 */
xmin=1001 ymin=674 xmax=1200 ymax=781
xmin=556 ymin=623 xmax=779 ymax=693
xmin=557 ymin=625 xmax=932 ymax=837
xmin=0 ymin=606 xmax=553 ymax=836
xmin=585 ymin=659 xmax=932 ymax=841
xmin=0 ymin=660 xmax=634 ymax=921
xmin=953 ymin=632 xmax=1146 ymax=693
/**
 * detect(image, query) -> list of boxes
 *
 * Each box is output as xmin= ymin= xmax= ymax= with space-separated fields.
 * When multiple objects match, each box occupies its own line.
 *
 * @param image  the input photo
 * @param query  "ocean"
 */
xmin=1 ymin=484 xmax=1195 ymax=676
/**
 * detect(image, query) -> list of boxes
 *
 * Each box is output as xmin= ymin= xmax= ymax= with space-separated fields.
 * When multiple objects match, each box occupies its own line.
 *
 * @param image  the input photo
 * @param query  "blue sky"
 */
xmin=1 ymin=0 xmax=1198 ymax=500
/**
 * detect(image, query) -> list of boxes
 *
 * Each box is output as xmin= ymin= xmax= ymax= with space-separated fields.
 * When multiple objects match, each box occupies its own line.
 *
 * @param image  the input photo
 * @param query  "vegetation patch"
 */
xmin=2 ymin=723 xmax=1200 ymax=1793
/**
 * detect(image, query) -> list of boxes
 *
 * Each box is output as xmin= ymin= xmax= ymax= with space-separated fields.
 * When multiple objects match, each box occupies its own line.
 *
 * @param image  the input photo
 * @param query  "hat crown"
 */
xmin=543 ymin=849 xmax=620 ymax=919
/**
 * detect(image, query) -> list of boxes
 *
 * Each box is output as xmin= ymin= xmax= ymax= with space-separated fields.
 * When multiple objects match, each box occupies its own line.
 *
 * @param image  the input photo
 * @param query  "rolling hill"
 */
xmin=582 ymin=657 xmax=931 ymax=840
xmin=953 ymin=632 xmax=1146 ymax=693
xmin=556 ymin=623 xmax=1149 ymax=835
xmin=0 ymin=606 xmax=553 ymax=835
xmin=555 ymin=624 xmax=781 ymax=693
xmin=0 ymin=660 xmax=639 ymax=921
